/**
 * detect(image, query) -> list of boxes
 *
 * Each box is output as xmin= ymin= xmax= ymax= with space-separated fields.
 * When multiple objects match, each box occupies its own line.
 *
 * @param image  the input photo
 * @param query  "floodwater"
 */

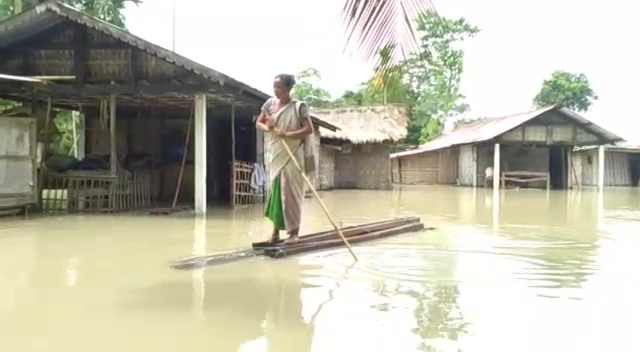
xmin=1 ymin=186 xmax=640 ymax=352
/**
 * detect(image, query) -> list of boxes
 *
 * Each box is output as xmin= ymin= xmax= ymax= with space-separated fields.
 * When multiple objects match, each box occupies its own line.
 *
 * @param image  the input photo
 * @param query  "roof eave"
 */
xmin=0 ymin=2 xmax=270 ymax=105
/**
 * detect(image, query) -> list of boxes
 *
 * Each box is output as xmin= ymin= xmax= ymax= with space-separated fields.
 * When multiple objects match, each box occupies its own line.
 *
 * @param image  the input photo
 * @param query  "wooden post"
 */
xmin=230 ymin=104 xmax=236 ymax=208
xmin=14 ymin=0 xmax=21 ymax=14
xmin=109 ymin=95 xmax=117 ymax=176
xmin=492 ymin=143 xmax=500 ymax=192
xmin=37 ymin=98 xmax=52 ymax=209
xmin=194 ymin=94 xmax=207 ymax=215
xmin=471 ymin=146 xmax=478 ymax=187
xmin=597 ymin=145 xmax=605 ymax=191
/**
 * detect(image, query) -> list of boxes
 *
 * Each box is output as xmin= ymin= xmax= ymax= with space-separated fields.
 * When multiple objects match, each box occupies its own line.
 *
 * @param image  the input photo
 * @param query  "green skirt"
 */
xmin=265 ymin=175 xmax=286 ymax=230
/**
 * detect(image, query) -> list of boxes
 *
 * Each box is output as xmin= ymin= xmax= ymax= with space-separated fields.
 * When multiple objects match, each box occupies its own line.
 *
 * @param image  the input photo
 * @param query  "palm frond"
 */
xmin=342 ymin=0 xmax=435 ymax=67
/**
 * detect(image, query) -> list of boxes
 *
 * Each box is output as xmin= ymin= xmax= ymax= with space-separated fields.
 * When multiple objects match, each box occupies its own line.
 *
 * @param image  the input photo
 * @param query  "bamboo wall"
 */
xmin=574 ymin=150 xmax=634 ymax=186
xmin=318 ymin=145 xmax=336 ymax=190
xmin=335 ymin=143 xmax=391 ymax=190
xmin=393 ymin=149 xmax=458 ymax=185
xmin=458 ymin=145 xmax=475 ymax=186
xmin=391 ymin=158 xmax=399 ymax=183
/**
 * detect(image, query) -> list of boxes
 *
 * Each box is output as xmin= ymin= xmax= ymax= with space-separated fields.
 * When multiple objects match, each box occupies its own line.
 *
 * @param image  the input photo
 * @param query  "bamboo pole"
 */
xmin=278 ymin=139 xmax=358 ymax=261
xmin=172 ymin=107 xmax=194 ymax=207
xmin=109 ymin=95 xmax=117 ymax=176
xmin=231 ymin=104 xmax=236 ymax=207
xmin=37 ymin=98 xmax=52 ymax=209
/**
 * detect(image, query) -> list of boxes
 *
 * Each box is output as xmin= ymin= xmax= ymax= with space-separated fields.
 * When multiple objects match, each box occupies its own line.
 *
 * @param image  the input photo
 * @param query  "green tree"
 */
xmin=533 ymin=71 xmax=597 ymax=112
xmin=0 ymin=0 xmax=140 ymax=27
xmin=332 ymin=44 xmax=414 ymax=108
xmin=291 ymin=68 xmax=332 ymax=108
xmin=404 ymin=12 xmax=479 ymax=143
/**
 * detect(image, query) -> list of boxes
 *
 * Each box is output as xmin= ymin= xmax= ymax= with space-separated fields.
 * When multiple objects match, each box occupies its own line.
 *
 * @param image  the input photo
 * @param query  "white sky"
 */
xmin=125 ymin=0 xmax=640 ymax=144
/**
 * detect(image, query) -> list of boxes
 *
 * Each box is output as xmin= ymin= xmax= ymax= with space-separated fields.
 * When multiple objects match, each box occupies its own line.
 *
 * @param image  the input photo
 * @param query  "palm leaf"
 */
xmin=342 ymin=0 xmax=435 ymax=68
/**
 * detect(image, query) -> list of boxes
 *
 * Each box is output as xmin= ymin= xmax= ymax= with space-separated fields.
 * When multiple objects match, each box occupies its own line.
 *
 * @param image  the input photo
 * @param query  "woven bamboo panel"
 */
xmin=232 ymin=160 xmax=264 ymax=208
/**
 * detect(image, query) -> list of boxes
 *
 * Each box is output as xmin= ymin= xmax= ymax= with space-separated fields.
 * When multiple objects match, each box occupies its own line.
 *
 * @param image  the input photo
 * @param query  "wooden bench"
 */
xmin=501 ymin=171 xmax=550 ymax=190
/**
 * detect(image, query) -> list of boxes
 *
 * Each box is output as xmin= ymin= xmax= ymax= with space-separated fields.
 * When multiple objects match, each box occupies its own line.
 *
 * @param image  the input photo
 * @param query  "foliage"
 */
xmin=50 ymin=111 xmax=81 ymax=156
xmin=403 ymin=12 xmax=479 ymax=143
xmin=291 ymin=68 xmax=332 ymax=108
xmin=0 ymin=0 xmax=141 ymax=27
xmin=533 ymin=71 xmax=598 ymax=112
xmin=341 ymin=0 xmax=435 ymax=75
xmin=297 ymin=13 xmax=478 ymax=150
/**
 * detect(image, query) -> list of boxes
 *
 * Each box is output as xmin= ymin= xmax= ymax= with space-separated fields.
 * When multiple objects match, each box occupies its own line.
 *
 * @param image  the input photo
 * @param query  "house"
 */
xmin=311 ymin=105 xmax=409 ymax=190
xmin=390 ymin=106 xmax=625 ymax=190
xmin=0 ymin=1 xmax=339 ymax=213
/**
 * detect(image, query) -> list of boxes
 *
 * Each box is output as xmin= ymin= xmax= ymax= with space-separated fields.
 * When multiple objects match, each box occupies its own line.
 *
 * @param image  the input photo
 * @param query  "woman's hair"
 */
xmin=274 ymin=74 xmax=296 ymax=90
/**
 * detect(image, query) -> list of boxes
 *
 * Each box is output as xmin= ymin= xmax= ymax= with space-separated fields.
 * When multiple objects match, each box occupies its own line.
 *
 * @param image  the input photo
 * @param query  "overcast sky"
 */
xmin=125 ymin=0 xmax=640 ymax=144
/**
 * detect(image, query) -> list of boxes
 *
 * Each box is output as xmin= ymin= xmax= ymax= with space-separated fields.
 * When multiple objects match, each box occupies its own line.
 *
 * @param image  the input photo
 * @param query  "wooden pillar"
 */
xmin=230 ymin=104 xmax=236 ymax=208
xmin=492 ymin=143 xmax=500 ymax=192
xmin=194 ymin=94 xmax=207 ymax=215
xmin=109 ymin=95 xmax=117 ymax=176
xmin=597 ymin=145 xmax=605 ymax=190
xmin=471 ymin=146 xmax=478 ymax=187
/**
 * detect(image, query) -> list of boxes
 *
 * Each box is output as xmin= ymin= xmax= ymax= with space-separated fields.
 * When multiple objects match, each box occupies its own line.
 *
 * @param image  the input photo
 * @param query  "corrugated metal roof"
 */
xmin=574 ymin=143 xmax=640 ymax=152
xmin=391 ymin=105 xmax=625 ymax=159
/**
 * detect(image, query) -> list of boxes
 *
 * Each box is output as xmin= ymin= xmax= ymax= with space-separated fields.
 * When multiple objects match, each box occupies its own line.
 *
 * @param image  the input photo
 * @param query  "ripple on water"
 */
xmin=300 ymin=243 xmax=466 ymax=284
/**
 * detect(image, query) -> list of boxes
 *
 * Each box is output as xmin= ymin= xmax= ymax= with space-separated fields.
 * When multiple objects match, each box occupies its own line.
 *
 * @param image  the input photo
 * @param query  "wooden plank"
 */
xmin=252 ymin=216 xmax=419 ymax=248
xmin=265 ymin=222 xmax=426 ymax=258
xmin=171 ymin=217 xmax=423 ymax=270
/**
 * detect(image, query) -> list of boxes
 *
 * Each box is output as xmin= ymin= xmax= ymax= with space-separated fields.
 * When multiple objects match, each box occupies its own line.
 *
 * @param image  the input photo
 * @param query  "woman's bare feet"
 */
xmin=268 ymin=229 xmax=280 ymax=243
xmin=284 ymin=230 xmax=299 ymax=244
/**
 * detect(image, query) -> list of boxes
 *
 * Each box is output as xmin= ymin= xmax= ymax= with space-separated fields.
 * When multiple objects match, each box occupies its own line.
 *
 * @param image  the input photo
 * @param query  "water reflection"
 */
xmin=192 ymin=217 xmax=206 ymax=322
xmin=495 ymin=190 xmax=601 ymax=294
xmin=0 ymin=186 xmax=640 ymax=351
xmin=388 ymin=235 xmax=467 ymax=351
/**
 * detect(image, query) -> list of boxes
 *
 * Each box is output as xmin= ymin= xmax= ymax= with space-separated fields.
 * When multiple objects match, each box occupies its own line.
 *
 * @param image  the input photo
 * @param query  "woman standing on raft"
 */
xmin=256 ymin=74 xmax=316 ymax=244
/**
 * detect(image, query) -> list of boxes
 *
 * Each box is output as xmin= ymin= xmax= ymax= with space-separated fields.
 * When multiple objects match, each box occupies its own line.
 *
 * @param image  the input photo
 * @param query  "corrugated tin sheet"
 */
xmin=575 ymin=143 xmax=640 ymax=153
xmin=391 ymin=106 xmax=625 ymax=159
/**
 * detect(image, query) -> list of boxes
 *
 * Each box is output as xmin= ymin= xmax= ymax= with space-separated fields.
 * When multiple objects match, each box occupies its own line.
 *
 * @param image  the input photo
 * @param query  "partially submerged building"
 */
xmin=311 ymin=105 xmax=409 ymax=190
xmin=572 ymin=144 xmax=640 ymax=187
xmin=391 ymin=106 xmax=624 ymax=190
xmin=0 ymin=1 xmax=337 ymax=214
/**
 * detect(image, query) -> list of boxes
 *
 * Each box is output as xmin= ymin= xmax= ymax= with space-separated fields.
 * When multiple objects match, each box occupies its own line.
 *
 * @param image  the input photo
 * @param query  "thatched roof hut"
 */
xmin=312 ymin=105 xmax=410 ymax=144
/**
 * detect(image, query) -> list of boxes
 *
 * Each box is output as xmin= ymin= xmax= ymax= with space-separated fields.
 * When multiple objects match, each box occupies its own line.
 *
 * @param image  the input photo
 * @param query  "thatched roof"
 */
xmin=312 ymin=105 xmax=409 ymax=144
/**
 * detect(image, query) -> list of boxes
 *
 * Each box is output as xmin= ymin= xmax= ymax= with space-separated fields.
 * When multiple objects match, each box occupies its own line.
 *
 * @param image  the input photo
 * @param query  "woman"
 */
xmin=256 ymin=74 xmax=315 ymax=244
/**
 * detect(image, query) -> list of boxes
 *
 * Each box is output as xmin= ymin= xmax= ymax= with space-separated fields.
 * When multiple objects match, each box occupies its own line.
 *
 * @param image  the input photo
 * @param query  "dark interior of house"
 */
xmin=548 ymin=146 xmax=568 ymax=189
xmin=629 ymin=153 xmax=640 ymax=187
xmin=207 ymin=113 xmax=256 ymax=204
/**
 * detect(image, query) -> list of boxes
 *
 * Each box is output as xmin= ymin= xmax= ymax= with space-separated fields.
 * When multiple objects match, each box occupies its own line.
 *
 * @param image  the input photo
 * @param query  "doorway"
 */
xmin=206 ymin=108 xmax=256 ymax=205
xmin=629 ymin=153 xmax=640 ymax=187
xmin=548 ymin=146 xmax=567 ymax=189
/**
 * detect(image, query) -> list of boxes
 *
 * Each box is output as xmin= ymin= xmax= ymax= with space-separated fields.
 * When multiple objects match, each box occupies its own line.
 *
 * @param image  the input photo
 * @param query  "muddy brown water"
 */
xmin=1 ymin=186 xmax=639 ymax=352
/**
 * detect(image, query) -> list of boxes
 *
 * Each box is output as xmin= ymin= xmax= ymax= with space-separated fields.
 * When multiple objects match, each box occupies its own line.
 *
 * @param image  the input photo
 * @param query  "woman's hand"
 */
xmin=265 ymin=116 xmax=275 ymax=130
xmin=273 ymin=128 xmax=287 ymax=138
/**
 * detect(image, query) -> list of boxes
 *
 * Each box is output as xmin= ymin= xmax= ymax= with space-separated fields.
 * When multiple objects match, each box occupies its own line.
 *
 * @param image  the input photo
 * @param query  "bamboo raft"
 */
xmin=171 ymin=217 xmax=430 ymax=270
